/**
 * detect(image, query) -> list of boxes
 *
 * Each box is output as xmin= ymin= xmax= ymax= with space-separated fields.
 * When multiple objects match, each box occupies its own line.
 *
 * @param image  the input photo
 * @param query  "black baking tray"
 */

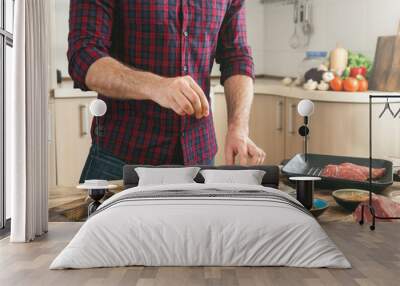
xmin=282 ymin=153 xmax=393 ymax=193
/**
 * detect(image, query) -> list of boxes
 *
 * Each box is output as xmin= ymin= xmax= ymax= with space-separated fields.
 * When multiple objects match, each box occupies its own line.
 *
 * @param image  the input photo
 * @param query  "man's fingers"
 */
xmin=238 ymin=146 xmax=248 ymax=166
xmin=248 ymin=144 xmax=260 ymax=165
xmin=181 ymin=84 xmax=203 ymax=119
xmin=260 ymin=150 xmax=266 ymax=164
xmin=170 ymin=97 xmax=186 ymax=116
xmin=162 ymin=76 xmax=209 ymax=118
xmin=225 ymin=147 xmax=235 ymax=165
xmin=224 ymin=133 xmax=266 ymax=166
xmin=174 ymin=92 xmax=195 ymax=115
xmin=248 ymin=143 xmax=266 ymax=165
xmin=256 ymin=149 xmax=266 ymax=165
xmin=198 ymin=91 xmax=210 ymax=117
xmin=186 ymin=77 xmax=209 ymax=117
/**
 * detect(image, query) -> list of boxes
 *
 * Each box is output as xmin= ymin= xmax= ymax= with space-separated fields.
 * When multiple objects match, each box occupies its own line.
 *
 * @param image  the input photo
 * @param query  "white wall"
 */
xmin=246 ymin=0 xmax=266 ymax=75
xmin=211 ymin=1 xmax=266 ymax=76
xmin=263 ymin=0 xmax=400 ymax=77
xmin=53 ymin=0 xmax=69 ymax=78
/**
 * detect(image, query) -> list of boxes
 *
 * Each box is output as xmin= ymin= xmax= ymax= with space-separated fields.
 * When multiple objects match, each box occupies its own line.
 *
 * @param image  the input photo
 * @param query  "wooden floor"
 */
xmin=0 ymin=222 xmax=399 ymax=286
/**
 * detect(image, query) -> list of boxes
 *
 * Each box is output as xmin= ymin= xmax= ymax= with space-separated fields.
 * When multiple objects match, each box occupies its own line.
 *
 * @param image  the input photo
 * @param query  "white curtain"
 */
xmin=9 ymin=0 xmax=50 ymax=242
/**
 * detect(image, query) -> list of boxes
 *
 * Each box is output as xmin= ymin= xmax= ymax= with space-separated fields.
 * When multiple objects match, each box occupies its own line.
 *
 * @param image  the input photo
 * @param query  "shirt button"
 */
xmin=182 ymin=132 xmax=185 ymax=138
xmin=183 ymin=31 xmax=188 ymax=37
xmin=183 ymin=66 xmax=188 ymax=72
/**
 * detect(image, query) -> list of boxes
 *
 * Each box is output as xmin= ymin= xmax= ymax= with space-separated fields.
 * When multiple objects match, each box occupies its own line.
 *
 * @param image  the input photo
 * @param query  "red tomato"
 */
xmin=330 ymin=77 xmax=343 ymax=91
xmin=350 ymin=67 xmax=367 ymax=78
xmin=360 ymin=66 xmax=367 ymax=77
xmin=358 ymin=79 xmax=368 ymax=92
xmin=343 ymin=77 xmax=360 ymax=92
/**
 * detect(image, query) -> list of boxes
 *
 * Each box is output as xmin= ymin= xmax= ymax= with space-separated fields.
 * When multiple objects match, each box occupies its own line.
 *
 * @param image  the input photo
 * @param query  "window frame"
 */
xmin=0 ymin=0 xmax=14 ymax=231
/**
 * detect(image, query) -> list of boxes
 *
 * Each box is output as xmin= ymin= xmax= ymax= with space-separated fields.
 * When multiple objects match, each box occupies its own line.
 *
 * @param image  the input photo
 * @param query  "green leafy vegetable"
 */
xmin=347 ymin=51 xmax=373 ymax=78
xmin=342 ymin=67 xmax=350 ymax=78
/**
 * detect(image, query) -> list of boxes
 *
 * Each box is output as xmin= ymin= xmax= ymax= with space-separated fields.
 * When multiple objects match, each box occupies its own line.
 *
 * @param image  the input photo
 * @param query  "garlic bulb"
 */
xmin=282 ymin=77 xmax=293 ymax=86
xmin=303 ymin=79 xmax=318 ymax=91
xmin=317 ymin=81 xmax=330 ymax=91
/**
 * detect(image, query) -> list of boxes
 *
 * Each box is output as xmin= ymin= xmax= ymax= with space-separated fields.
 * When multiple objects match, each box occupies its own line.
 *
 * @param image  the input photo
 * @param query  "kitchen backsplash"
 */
xmin=214 ymin=0 xmax=400 ymax=78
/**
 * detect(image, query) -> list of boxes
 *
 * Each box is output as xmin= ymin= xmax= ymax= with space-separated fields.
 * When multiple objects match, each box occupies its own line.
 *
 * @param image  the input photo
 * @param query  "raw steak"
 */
xmin=354 ymin=195 xmax=400 ymax=223
xmin=340 ymin=163 xmax=385 ymax=180
xmin=321 ymin=163 xmax=385 ymax=182
xmin=322 ymin=164 xmax=367 ymax=181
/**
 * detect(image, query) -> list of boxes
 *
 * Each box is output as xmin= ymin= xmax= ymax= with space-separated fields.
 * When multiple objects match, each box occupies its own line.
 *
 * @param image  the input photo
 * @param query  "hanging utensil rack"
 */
xmin=359 ymin=95 xmax=400 ymax=230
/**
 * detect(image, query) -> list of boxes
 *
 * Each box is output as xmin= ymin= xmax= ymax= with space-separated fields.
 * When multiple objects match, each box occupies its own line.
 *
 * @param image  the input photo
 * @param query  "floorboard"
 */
xmin=0 ymin=222 xmax=399 ymax=286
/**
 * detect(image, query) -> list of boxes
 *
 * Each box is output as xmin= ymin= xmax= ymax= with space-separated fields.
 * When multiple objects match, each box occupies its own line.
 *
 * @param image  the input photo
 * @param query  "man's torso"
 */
xmin=94 ymin=1 xmax=231 ymax=164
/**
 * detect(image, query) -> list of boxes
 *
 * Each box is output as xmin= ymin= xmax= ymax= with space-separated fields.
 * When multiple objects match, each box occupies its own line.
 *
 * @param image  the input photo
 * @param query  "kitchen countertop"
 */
xmin=53 ymin=77 xmax=400 ymax=103
xmin=213 ymin=78 xmax=400 ymax=104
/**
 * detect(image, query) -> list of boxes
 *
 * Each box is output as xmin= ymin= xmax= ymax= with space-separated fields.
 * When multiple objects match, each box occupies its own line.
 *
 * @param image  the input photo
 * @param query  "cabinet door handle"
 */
xmin=288 ymin=103 xmax=296 ymax=134
xmin=276 ymin=100 xmax=284 ymax=131
xmin=80 ymin=104 xmax=89 ymax=136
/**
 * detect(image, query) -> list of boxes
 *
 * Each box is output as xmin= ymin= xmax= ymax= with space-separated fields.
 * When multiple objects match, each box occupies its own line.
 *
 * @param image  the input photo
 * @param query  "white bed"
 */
xmin=50 ymin=183 xmax=351 ymax=269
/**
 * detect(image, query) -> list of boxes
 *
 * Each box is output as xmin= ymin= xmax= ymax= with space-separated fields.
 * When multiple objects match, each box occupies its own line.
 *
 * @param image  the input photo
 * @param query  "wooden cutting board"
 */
xmin=370 ymin=23 xmax=400 ymax=92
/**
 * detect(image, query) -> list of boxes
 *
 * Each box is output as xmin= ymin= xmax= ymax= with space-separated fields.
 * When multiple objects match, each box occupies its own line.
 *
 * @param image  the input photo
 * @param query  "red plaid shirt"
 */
xmin=68 ymin=0 xmax=254 ymax=165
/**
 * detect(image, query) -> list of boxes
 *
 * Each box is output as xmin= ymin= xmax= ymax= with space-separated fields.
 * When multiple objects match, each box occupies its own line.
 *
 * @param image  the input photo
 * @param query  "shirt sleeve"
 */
xmin=68 ymin=0 xmax=115 ymax=91
xmin=215 ymin=0 xmax=255 ymax=85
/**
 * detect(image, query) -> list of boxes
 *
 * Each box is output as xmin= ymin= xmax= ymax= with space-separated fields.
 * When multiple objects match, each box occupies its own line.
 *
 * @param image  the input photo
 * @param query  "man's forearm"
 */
xmin=224 ymin=75 xmax=254 ymax=134
xmin=85 ymin=56 xmax=162 ymax=101
xmin=84 ymin=56 xmax=209 ymax=118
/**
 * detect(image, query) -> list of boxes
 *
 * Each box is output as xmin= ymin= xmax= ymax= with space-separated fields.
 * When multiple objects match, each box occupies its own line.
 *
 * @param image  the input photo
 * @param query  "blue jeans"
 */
xmin=79 ymin=144 xmax=215 ymax=183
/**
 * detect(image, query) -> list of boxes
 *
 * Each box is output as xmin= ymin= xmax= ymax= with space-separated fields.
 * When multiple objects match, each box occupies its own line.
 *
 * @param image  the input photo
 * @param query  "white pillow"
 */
xmin=200 ymin=169 xmax=266 ymax=185
xmin=135 ymin=167 xmax=201 ymax=186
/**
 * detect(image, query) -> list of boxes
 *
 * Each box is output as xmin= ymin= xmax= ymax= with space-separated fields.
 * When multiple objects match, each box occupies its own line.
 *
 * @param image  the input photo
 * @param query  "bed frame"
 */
xmin=122 ymin=165 xmax=280 ymax=189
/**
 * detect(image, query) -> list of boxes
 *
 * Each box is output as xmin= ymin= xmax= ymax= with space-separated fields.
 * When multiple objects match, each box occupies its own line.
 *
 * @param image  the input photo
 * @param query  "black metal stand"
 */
xmin=358 ymin=95 xmax=400 ymax=230
xmin=298 ymin=116 xmax=310 ymax=162
xmin=87 ymin=116 xmax=106 ymax=216
xmin=295 ymin=180 xmax=314 ymax=210
xmin=88 ymin=188 xmax=107 ymax=216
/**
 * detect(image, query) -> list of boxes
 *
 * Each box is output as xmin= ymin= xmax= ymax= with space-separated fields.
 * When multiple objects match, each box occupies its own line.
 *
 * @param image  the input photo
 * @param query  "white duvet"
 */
xmin=50 ymin=183 xmax=351 ymax=269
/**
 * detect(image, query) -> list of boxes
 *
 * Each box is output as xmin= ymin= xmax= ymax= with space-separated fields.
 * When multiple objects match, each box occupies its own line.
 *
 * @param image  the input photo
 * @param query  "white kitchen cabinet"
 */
xmin=53 ymin=96 xmax=95 ymax=187
xmin=213 ymin=89 xmax=400 ymax=167
xmin=48 ymin=98 xmax=57 ymax=188
xmin=212 ymin=93 xmax=228 ymax=165
xmin=213 ymin=93 xmax=285 ymax=165
xmin=249 ymin=94 xmax=286 ymax=165
xmin=308 ymin=101 xmax=400 ymax=159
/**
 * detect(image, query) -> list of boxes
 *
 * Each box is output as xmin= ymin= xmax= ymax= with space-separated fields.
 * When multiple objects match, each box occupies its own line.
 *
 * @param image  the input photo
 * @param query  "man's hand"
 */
xmin=222 ymin=75 xmax=265 ymax=166
xmin=85 ymin=57 xmax=209 ymax=119
xmin=225 ymin=128 xmax=266 ymax=166
xmin=151 ymin=76 xmax=209 ymax=119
